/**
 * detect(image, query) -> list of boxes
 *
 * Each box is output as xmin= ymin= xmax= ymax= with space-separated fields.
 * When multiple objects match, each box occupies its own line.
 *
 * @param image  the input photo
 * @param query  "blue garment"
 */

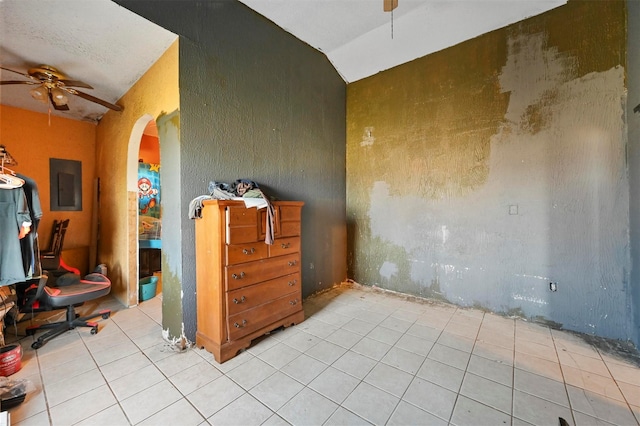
xmin=17 ymin=174 xmax=43 ymax=279
xmin=0 ymin=187 xmax=32 ymax=285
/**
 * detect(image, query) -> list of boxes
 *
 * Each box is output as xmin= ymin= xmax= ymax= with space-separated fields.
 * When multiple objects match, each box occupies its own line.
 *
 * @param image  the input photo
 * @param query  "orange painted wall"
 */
xmin=139 ymin=134 xmax=159 ymax=163
xmin=0 ymin=104 xmax=96 ymax=253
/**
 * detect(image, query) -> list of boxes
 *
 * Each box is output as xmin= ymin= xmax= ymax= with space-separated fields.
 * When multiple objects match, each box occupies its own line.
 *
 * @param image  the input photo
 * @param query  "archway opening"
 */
xmin=137 ymin=120 xmax=162 ymax=302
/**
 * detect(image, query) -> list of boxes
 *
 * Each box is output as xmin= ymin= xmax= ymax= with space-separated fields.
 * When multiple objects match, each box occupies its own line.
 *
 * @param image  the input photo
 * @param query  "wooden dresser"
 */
xmin=195 ymin=199 xmax=304 ymax=363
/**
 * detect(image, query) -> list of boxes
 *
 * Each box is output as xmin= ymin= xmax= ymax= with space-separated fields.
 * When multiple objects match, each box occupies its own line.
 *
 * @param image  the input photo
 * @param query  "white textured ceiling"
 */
xmin=0 ymin=0 xmax=565 ymax=123
xmin=238 ymin=0 xmax=566 ymax=83
xmin=0 ymin=0 xmax=178 ymax=123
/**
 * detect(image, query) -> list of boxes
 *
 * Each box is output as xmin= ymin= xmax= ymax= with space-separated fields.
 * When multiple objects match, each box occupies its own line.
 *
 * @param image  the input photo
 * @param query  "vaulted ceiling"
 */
xmin=0 ymin=0 xmax=565 ymax=122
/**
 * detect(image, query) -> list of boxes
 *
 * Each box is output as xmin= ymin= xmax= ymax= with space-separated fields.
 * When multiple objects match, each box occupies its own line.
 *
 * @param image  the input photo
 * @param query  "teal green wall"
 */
xmin=116 ymin=0 xmax=347 ymax=340
xmin=628 ymin=0 xmax=640 ymax=347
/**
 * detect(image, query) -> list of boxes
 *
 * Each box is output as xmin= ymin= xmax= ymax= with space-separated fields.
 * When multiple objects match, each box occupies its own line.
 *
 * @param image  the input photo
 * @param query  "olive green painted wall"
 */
xmin=157 ymin=110 xmax=183 ymax=339
xmin=347 ymin=0 xmax=633 ymax=342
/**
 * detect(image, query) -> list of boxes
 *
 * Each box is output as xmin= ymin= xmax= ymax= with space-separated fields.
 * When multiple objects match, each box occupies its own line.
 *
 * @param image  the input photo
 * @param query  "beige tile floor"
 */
xmin=4 ymin=283 xmax=640 ymax=426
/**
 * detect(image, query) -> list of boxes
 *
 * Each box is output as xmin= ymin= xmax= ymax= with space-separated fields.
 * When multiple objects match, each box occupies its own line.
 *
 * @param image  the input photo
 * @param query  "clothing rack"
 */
xmin=0 ymin=146 xmax=24 ymax=189
xmin=0 ymin=145 xmax=18 ymax=168
xmin=0 ymin=146 xmax=40 ymax=287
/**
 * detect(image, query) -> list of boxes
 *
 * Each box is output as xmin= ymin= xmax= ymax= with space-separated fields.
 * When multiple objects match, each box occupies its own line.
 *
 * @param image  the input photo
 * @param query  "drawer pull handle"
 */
xmin=233 ymin=296 xmax=246 ymax=304
xmin=234 ymin=319 xmax=247 ymax=328
xmin=281 ymin=243 xmax=291 ymax=249
xmin=242 ymin=248 xmax=255 ymax=255
xmin=232 ymin=272 xmax=246 ymax=279
xmin=288 ymin=279 xmax=297 ymax=286
xmin=288 ymin=260 xmax=298 ymax=267
xmin=289 ymin=299 xmax=298 ymax=305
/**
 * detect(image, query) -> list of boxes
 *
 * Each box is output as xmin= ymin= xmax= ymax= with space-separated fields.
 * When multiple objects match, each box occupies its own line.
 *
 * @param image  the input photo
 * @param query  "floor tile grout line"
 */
xmin=550 ymin=325 xmax=577 ymax=426
xmin=17 ymin=299 xmax=186 ymax=426
xmin=594 ymin=344 xmax=640 ymax=425
xmin=510 ymin=316 xmax=516 ymax=426
xmin=302 ymin=297 xmax=431 ymax=425
xmin=79 ymin=303 xmax=184 ymax=425
xmin=322 ymin=301 xmax=402 ymax=425
xmin=226 ymin=310 xmax=368 ymax=425
xmin=511 ymin=321 xmax=569 ymax=424
xmin=33 ymin=335 xmax=55 ymax=426
xmin=448 ymin=309 xmax=514 ymax=425
xmin=283 ymin=334 xmax=358 ymax=424
xmin=112 ymin=299 xmax=219 ymax=425
xmin=34 ymin=327 xmax=123 ymax=426
xmin=380 ymin=305 xmax=460 ymax=424
xmin=377 ymin=302 xmax=446 ymax=425
xmin=89 ymin=313 xmax=138 ymax=426
xmin=444 ymin=306 xmax=465 ymax=425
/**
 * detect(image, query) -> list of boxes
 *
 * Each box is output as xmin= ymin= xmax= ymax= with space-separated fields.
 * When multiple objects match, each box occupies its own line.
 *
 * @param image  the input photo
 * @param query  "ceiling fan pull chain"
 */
xmin=391 ymin=9 xmax=394 ymax=39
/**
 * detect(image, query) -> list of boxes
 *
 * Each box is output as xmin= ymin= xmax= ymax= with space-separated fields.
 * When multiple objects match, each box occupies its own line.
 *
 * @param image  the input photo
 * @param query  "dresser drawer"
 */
xmin=227 ymin=226 xmax=258 ymax=244
xmin=226 ymin=273 xmax=300 ymax=316
xmin=226 ymin=206 xmax=258 ymax=244
xmin=280 ymin=221 xmax=301 ymax=237
xmin=227 ymin=292 xmax=302 ymax=341
xmin=226 ymin=243 xmax=268 ymax=265
xmin=227 ymin=206 xmax=257 ymax=226
xmin=269 ymin=237 xmax=300 ymax=258
xmin=280 ymin=205 xmax=302 ymax=221
xmin=226 ymin=253 xmax=300 ymax=291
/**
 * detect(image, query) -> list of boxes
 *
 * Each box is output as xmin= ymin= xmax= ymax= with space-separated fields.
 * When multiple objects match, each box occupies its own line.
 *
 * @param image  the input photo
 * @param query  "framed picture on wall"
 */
xmin=49 ymin=158 xmax=82 ymax=211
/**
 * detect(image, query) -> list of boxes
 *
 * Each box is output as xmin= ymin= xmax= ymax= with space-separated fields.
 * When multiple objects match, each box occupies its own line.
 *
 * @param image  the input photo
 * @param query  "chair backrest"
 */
xmin=47 ymin=219 xmax=69 ymax=256
xmin=21 ymin=273 xmax=49 ymax=311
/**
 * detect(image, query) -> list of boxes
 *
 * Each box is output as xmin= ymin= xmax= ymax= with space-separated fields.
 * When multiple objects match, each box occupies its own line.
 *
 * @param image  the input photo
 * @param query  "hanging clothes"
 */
xmin=0 ymin=186 xmax=32 ymax=285
xmin=17 ymin=174 xmax=43 ymax=280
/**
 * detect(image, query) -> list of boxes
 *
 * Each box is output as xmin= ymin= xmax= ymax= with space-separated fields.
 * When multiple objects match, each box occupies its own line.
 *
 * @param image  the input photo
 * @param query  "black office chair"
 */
xmin=24 ymin=270 xmax=112 ymax=349
xmin=40 ymin=219 xmax=70 ymax=272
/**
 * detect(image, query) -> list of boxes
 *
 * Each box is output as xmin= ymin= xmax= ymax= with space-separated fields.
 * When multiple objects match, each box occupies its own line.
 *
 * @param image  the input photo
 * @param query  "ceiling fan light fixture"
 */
xmin=30 ymin=86 xmax=47 ymax=103
xmin=50 ymin=87 xmax=68 ymax=106
xmin=3 ymin=64 xmax=122 ymax=113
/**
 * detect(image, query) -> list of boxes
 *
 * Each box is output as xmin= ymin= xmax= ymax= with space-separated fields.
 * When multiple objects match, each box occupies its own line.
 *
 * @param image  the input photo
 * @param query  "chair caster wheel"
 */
xmin=31 ymin=341 xmax=43 ymax=350
xmin=102 ymin=313 xmax=110 ymax=320
xmin=91 ymin=326 xmax=98 ymax=335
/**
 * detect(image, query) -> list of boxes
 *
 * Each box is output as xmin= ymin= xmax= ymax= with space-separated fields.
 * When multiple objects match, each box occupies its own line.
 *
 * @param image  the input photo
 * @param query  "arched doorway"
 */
xmin=127 ymin=114 xmax=161 ymax=306
xmin=137 ymin=120 xmax=162 ymax=302
xmin=126 ymin=110 xmax=183 ymax=338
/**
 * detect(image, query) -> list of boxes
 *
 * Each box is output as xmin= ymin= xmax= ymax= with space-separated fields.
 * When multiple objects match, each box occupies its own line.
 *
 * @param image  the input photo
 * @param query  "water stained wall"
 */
xmin=347 ymin=0 xmax=632 ymax=341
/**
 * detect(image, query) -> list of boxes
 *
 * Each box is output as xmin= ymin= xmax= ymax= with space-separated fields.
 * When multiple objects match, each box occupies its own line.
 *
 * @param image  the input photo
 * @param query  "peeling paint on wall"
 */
xmin=361 ymin=127 xmax=375 ymax=147
xmin=379 ymin=261 xmax=398 ymax=279
xmin=347 ymin=1 xmax=631 ymax=341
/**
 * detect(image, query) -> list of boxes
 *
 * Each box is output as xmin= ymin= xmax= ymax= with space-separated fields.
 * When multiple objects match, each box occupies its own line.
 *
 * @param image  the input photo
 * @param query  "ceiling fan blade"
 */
xmin=66 ymin=88 xmax=123 ymax=111
xmin=0 ymin=66 xmax=32 ymax=79
xmin=0 ymin=80 xmax=39 ymax=85
xmin=48 ymin=90 xmax=69 ymax=111
xmin=58 ymin=79 xmax=93 ymax=89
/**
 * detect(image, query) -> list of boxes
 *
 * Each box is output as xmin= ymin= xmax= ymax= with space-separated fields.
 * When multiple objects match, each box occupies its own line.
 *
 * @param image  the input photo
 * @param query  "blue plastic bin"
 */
xmin=139 ymin=276 xmax=158 ymax=302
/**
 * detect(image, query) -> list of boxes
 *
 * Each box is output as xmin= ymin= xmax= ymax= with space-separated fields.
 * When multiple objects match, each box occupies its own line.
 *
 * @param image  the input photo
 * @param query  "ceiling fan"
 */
xmin=0 ymin=65 xmax=123 ymax=112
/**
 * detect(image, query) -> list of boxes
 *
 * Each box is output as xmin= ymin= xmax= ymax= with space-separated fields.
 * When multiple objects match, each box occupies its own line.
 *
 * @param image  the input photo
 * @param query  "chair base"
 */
xmin=26 ymin=305 xmax=111 ymax=349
